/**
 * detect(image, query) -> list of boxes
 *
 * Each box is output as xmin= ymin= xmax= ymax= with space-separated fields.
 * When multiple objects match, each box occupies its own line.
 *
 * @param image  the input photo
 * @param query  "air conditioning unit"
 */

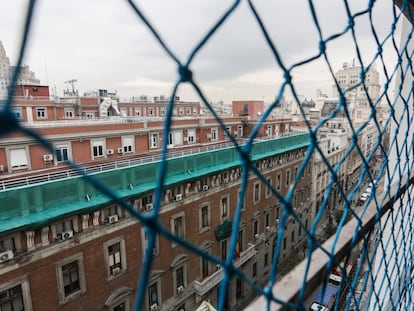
xmin=0 ymin=165 xmax=4 ymax=172
xmin=265 ymin=226 xmax=270 ymax=231
xmin=117 ymin=147 xmax=123 ymax=154
xmin=61 ymin=230 xmax=74 ymax=240
xmin=202 ymin=185 xmax=209 ymax=191
xmin=223 ymin=178 xmax=229 ymax=184
xmin=206 ymin=133 xmax=212 ymax=139
xmin=145 ymin=203 xmax=153 ymax=211
xmin=176 ymin=285 xmax=185 ymax=294
xmin=43 ymin=154 xmax=53 ymax=162
xmin=175 ymin=194 xmax=183 ymax=201
xmin=108 ymin=215 xmax=119 ymax=223
xmin=0 ymin=250 xmax=14 ymax=262
xmin=106 ymin=149 xmax=114 ymax=155
xmin=111 ymin=267 xmax=121 ymax=275
xmin=254 ymin=234 xmax=259 ymax=240
xmin=150 ymin=303 xmax=158 ymax=311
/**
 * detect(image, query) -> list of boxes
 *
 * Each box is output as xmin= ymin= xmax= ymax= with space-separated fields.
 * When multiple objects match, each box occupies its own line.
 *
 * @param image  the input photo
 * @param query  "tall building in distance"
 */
xmin=0 ymin=41 xmax=41 ymax=98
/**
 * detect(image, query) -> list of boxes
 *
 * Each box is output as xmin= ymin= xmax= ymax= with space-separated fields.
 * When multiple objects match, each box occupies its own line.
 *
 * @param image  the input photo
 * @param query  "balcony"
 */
xmin=193 ymin=243 xmax=256 ymax=297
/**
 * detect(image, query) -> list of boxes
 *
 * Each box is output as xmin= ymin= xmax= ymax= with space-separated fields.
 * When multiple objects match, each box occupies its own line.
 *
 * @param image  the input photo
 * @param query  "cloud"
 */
xmin=0 ymin=0 xmax=401 ymax=104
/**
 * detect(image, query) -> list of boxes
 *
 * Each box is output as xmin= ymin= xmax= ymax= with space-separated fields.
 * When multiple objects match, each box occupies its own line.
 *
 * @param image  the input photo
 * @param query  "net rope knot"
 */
xmin=178 ymin=65 xmax=193 ymax=83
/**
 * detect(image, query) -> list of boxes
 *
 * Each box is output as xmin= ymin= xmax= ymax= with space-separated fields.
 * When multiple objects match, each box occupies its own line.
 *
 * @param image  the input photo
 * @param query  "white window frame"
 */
xmin=211 ymin=127 xmax=218 ymax=141
xmin=64 ymin=108 xmax=75 ymax=119
xmin=147 ymin=281 xmax=161 ymax=310
xmin=91 ymin=139 xmax=105 ymax=158
xmin=135 ymin=107 xmax=141 ymax=116
xmin=0 ymin=275 xmax=33 ymax=311
xmin=8 ymin=147 xmax=29 ymax=170
xmin=149 ymin=133 xmax=159 ymax=149
xmin=104 ymin=236 xmax=127 ymax=280
xmin=55 ymin=253 xmax=87 ymax=305
xmin=173 ymin=265 xmax=186 ymax=294
xmin=141 ymin=228 xmax=159 ymax=257
xmin=36 ymin=107 xmax=47 ymax=119
xmin=122 ymin=136 xmax=134 ymax=153
xmin=199 ymin=203 xmax=210 ymax=233
xmin=54 ymin=143 xmax=71 ymax=163
xmin=11 ymin=107 xmax=22 ymax=120
xmin=171 ymin=211 xmax=185 ymax=247
xmin=253 ymin=182 xmax=261 ymax=204
xmin=187 ymin=129 xmax=196 ymax=144
xmin=265 ymin=177 xmax=272 ymax=198
xmin=85 ymin=112 xmax=95 ymax=119
xmin=220 ymin=195 xmax=229 ymax=221
xmin=237 ymin=125 xmax=243 ymax=137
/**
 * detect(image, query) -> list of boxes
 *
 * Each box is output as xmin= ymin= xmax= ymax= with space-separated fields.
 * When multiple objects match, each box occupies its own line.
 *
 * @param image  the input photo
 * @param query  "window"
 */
xmin=148 ymin=107 xmax=154 ymax=116
xmin=202 ymin=255 xmax=209 ymax=278
xmin=220 ymin=195 xmax=229 ymax=220
xmin=173 ymin=130 xmax=183 ymax=146
xmin=276 ymin=173 xmax=282 ymax=190
xmin=265 ymin=213 xmax=270 ymax=228
xmin=192 ymin=106 xmax=197 ymax=114
xmin=9 ymin=148 xmax=28 ymax=169
xmin=236 ymin=278 xmax=243 ymax=300
xmin=291 ymin=230 xmax=295 ymax=243
xmin=36 ymin=107 xmax=47 ymax=119
xmin=283 ymin=237 xmax=287 ymax=250
xmin=266 ymin=178 xmax=272 ymax=198
xmin=199 ymin=203 xmax=210 ymax=232
xmin=0 ymin=236 xmax=16 ymax=252
xmin=175 ymin=266 xmax=185 ymax=290
xmin=286 ymin=169 xmax=291 ymax=186
xmin=92 ymin=139 xmax=105 ymax=158
xmin=0 ymin=285 xmax=24 ymax=311
xmin=237 ymin=229 xmax=244 ymax=253
xmin=11 ymin=107 xmax=22 ymax=120
xmin=253 ymin=220 xmax=258 ymax=238
xmin=0 ymin=277 xmax=32 ymax=311
xmin=149 ymin=133 xmax=159 ymax=149
xmin=211 ymin=128 xmax=218 ymax=141
xmin=103 ymin=206 xmax=118 ymax=220
xmin=252 ymin=262 xmax=257 ymax=278
xmin=253 ymin=182 xmax=260 ymax=204
xmin=148 ymin=283 xmax=159 ymax=308
xmin=142 ymin=229 xmax=159 ymax=256
xmin=54 ymin=219 xmax=74 ymax=240
xmin=187 ymin=129 xmax=195 ymax=143
xmin=113 ymin=302 xmax=127 ymax=311
xmin=266 ymin=125 xmax=272 ymax=137
xmin=237 ymin=125 xmax=243 ymax=137
xmin=122 ymin=136 xmax=134 ymax=153
xmin=86 ymin=112 xmax=94 ymax=119
xmin=220 ymin=239 xmax=228 ymax=260
xmin=186 ymin=107 xmax=191 ymax=115
xmin=171 ymin=212 xmax=185 ymax=247
xmin=55 ymin=144 xmax=70 ymax=162
xmin=225 ymin=126 xmax=231 ymax=140
xmin=135 ymin=108 xmax=141 ymax=116
xmin=56 ymin=253 xmax=86 ymax=304
xmin=104 ymin=237 xmax=127 ymax=279
xmin=64 ymin=108 xmax=74 ymax=119
xmin=160 ymin=107 xmax=165 ymax=116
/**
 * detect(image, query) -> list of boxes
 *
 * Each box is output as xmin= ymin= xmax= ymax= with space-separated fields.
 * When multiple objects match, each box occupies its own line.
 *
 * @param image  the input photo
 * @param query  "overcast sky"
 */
xmin=1 ymin=0 xmax=402 ymax=104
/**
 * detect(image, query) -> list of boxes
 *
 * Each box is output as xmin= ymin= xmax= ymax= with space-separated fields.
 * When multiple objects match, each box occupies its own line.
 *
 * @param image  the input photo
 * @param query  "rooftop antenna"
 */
xmin=64 ymin=79 xmax=78 ymax=96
